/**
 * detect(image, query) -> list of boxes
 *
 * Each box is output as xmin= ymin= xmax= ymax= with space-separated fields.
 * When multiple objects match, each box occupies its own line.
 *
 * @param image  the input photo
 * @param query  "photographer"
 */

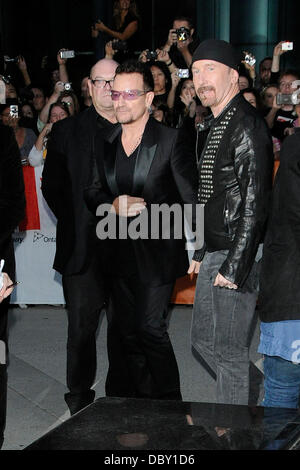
xmin=139 ymin=48 xmax=177 ymax=73
xmin=38 ymin=80 xmax=73 ymax=131
xmin=3 ymin=55 xmax=32 ymax=89
xmin=255 ymin=57 xmax=272 ymax=91
xmin=147 ymin=60 xmax=172 ymax=103
xmin=28 ymin=102 xmax=70 ymax=167
xmin=161 ymin=16 xmax=199 ymax=69
xmin=0 ymin=101 xmax=36 ymax=167
xmin=264 ymin=70 xmax=299 ymax=144
xmin=270 ymin=40 xmax=294 ymax=83
xmin=58 ymin=90 xmax=80 ymax=116
xmin=169 ymin=76 xmax=197 ymax=128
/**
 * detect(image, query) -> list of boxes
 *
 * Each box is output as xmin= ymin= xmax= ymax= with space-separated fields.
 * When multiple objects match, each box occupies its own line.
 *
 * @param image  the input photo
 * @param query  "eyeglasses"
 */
xmin=90 ymin=78 xmax=114 ymax=88
xmin=110 ymin=89 xmax=150 ymax=101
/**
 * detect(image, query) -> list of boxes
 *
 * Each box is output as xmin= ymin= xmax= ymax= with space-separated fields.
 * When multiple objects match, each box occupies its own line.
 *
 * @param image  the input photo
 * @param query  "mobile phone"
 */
xmin=60 ymin=50 xmax=75 ymax=59
xmin=244 ymin=53 xmax=256 ymax=67
xmin=276 ymin=93 xmax=298 ymax=105
xmin=10 ymin=105 xmax=18 ymax=118
xmin=282 ymin=41 xmax=293 ymax=51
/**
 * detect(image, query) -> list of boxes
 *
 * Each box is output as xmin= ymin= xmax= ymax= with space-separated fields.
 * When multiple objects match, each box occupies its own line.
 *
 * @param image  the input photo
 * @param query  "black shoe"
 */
xmin=64 ymin=390 xmax=95 ymax=415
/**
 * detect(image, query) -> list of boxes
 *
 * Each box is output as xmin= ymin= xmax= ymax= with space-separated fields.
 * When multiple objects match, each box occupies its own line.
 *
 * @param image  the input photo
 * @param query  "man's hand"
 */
xmin=170 ymin=70 xmax=180 ymax=88
xmin=91 ymin=25 xmax=99 ymax=39
xmin=180 ymin=88 xmax=195 ymax=108
xmin=0 ymin=273 xmax=14 ymax=303
xmin=271 ymin=94 xmax=281 ymax=110
xmin=17 ymin=55 xmax=27 ymax=71
xmin=54 ymin=81 xmax=65 ymax=95
xmin=284 ymin=127 xmax=295 ymax=136
xmin=188 ymin=260 xmax=201 ymax=274
xmin=273 ymin=41 xmax=290 ymax=57
xmin=156 ymin=49 xmax=170 ymax=63
xmin=214 ymin=272 xmax=238 ymax=289
xmin=105 ymin=41 xmax=115 ymax=59
xmin=177 ymin=36 xmax=192 ymax=52
xmin=57 ymin=49 xmax=68 ymax=65
xmin=42 ymin=123 xmax=54 ymax=136
xmin=112 ymin=195 xmax=146 ymax=217
xmin=165 ymin=28 xmax=177 ymax=50
xmin=94 ymin=20 xmax=106 ymax=32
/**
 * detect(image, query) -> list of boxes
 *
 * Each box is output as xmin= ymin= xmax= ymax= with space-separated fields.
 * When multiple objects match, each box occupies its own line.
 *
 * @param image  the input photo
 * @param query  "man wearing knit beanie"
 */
xmin=189 ymin=39 xmax=274 ymax=406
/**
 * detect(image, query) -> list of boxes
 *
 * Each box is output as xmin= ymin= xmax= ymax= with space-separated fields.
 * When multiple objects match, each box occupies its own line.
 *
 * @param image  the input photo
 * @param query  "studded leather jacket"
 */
xmin=193 ymin=93 xmax=273 ymax=287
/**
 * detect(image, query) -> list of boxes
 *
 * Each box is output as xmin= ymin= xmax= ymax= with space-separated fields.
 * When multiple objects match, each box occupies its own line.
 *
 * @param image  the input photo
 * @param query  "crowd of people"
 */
xmin=1 ymin=13 xmax=298 ymax=168
xmin=1 ymin=0 xmax=300 ymax=449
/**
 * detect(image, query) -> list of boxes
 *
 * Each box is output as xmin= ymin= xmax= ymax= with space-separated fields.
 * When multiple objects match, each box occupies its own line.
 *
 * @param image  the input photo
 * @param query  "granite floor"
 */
xmin=2 ymin=304 xmax=262 ymax=450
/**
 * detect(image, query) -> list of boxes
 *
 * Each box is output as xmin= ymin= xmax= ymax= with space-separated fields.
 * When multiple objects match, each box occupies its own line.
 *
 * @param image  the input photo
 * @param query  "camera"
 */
xmin=176 ymin=27 xmax=190 ymax=42
xmin=177 ymin=69 xmax=189 ymax=78
xmin=112 ymin=40 xmax=127 ymax=51
xmin=64 ymin=82 xmax=72 ymax=91
xmin=0 ymin=75 xmax=11 ymax=84
xmin=146 ymin=50 xmax=158 ymax=60
xmin=9 ymin=105 xmax=18 ymax=118
xmin=244 ymin=53 xmax=256 ymax=67
xmin=60 ymin=50 xmax=75 ymax=59
xmin=276 ymin=92 xmax=300 ymax=106
xmin=4 ymin=56 xmax=19 ymax=64
xmin=282 ymin=41 xmax=293 ymax=51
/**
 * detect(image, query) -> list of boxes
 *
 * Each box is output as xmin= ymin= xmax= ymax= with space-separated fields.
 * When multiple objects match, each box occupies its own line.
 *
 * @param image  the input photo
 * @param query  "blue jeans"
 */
xmin=262 ymin=355 xmax=300 ymax=409
xmin=191 ymin=250 xmax=260 ymax=405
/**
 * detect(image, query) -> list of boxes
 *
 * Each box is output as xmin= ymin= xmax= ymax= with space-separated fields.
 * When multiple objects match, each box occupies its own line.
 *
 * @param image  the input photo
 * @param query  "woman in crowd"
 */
xmin=241 ymin=87 xmax=264 ymax=114
xmin=0 ymin=101 xmax=36 ymax=166
xmin=28 ymin=102 xmax=70 ymax=167
xmin=5 ymin=82 xmax=18 ymax=100
xmin=147 ymin=61 xmax=172 ymax=103
xmin=261 ymin=84 xmax=279 ymax=111
xmin=58 ymin=90 xmax=80 ymax=116
xmin=238 ymin=63 xmax=254 ymax=90
xmin=151 ymin=97 xmax=171 ymax=125
xmin=169 ymin=77 xmax=197 ymax=128
xmin=19 ymin=101 xmax=38 ymax=135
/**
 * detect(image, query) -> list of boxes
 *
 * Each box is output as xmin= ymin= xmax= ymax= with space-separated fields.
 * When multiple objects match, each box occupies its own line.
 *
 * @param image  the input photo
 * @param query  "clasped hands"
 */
xmin=112 ymin=195 xmax=146 ymax=217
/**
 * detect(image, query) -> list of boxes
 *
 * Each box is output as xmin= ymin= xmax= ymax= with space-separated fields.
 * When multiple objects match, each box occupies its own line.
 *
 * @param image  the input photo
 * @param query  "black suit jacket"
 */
xmin=0 ymin=125 xmax=25 ymax=279
xmin=84 ymin=117 xmax=198 ymax=286
xmin=258 ymin=132 xmax=300 ymax=322
xmin=42 ymin=106 xmax=119 ymax=275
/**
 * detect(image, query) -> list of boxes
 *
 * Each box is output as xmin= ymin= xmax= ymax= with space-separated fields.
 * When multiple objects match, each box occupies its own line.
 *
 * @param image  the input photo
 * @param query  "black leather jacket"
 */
xmin=193 ymin=93 xmax=273 ymax=287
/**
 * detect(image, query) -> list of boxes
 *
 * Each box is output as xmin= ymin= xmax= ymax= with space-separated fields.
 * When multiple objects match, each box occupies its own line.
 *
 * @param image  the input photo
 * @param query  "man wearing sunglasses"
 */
xmin=85 ymin=60 xmax=198 ymax=400
xmin=42 ymin=59 xmax=121 ymax=415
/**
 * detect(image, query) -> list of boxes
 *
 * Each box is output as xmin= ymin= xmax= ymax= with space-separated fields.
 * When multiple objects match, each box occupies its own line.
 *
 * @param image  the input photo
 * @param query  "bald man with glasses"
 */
xmin=42 ymin=59 xmax=122 ymax=415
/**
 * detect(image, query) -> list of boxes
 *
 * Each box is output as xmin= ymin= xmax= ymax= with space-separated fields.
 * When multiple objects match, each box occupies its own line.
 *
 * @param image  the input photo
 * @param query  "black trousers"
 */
xmin=106 ymin=275 xmax=182 ymax=400
xmin=0 ymin=298 xmax=9 ymax=449
xmin=62 ymin=256 xmax=106 ymax=414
